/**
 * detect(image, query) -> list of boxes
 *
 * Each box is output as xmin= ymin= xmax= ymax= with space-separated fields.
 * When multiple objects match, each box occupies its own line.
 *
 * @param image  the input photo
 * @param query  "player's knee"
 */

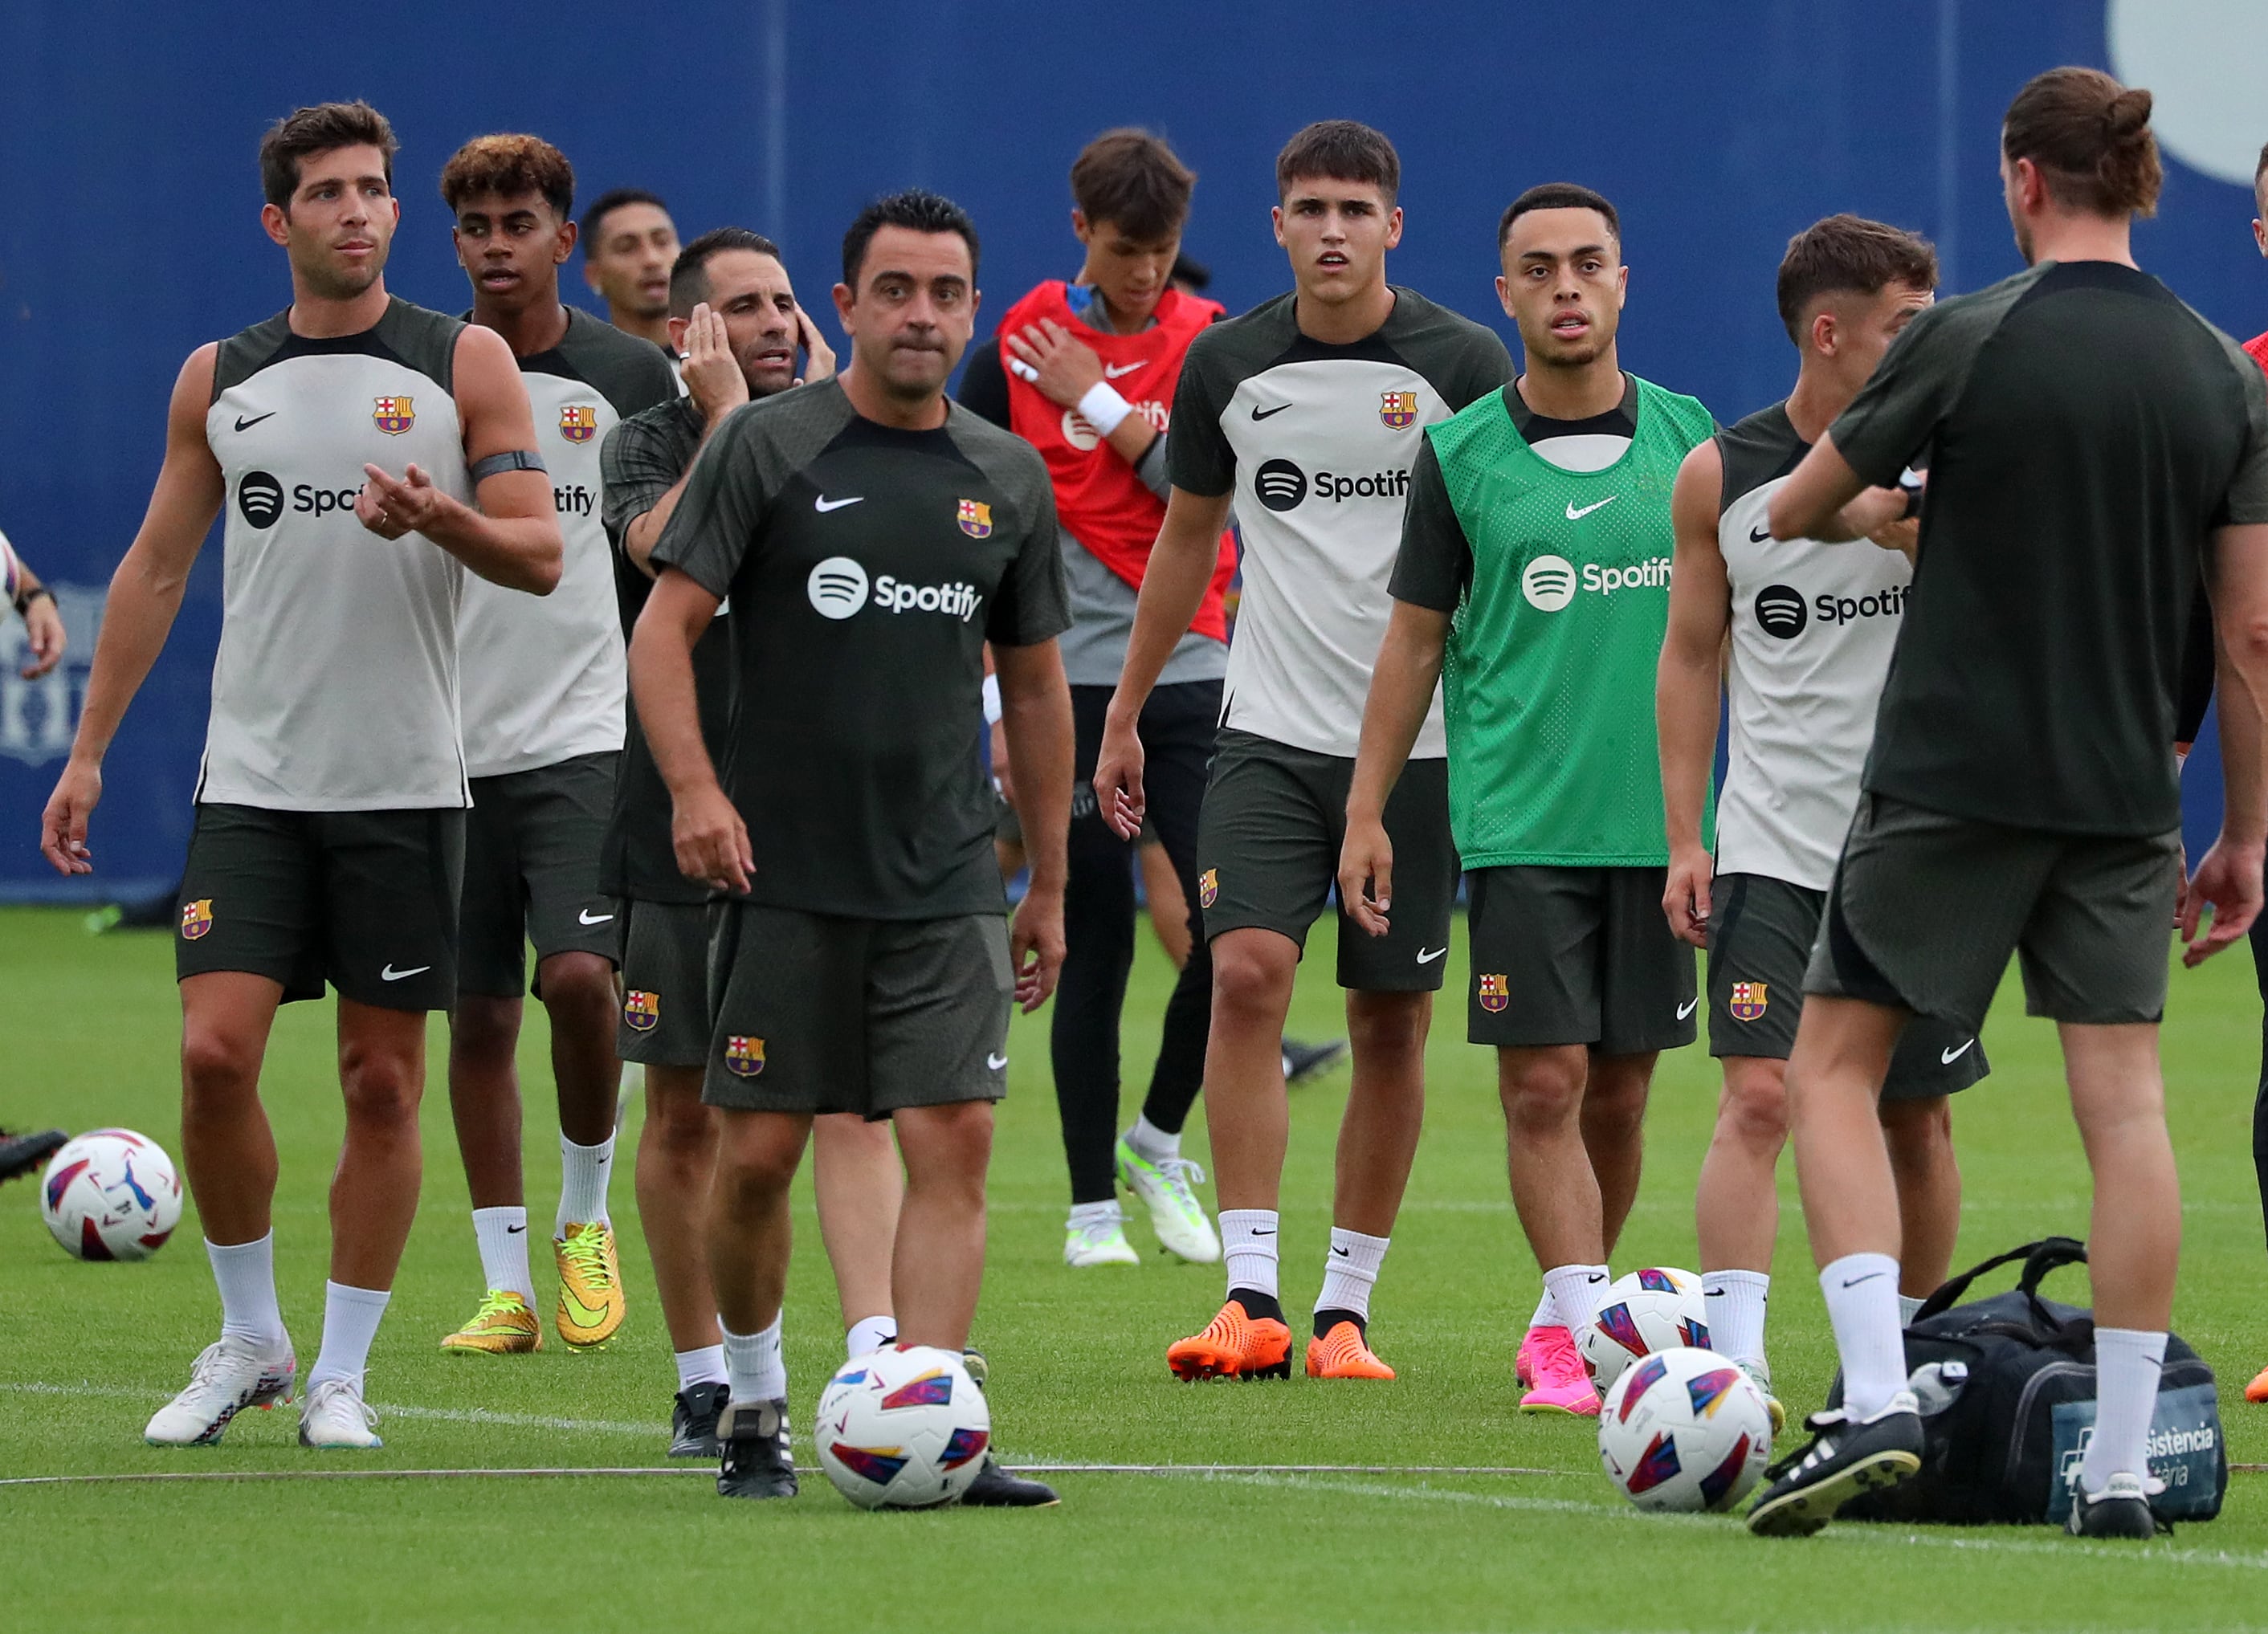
xmin=180 ymin=1025 xmax=260 ymax=1104
xmin=646 ymin=1082 xmax=716 ymax=1160
xmin=1344 ymin=989 xmax=1429 ymax=1059
xmin=449 ymin=995 xmax=520 ymax=1063
xmin=1880 ymin=1095 xmax=1953 ymax=1173
xmin=899 ymin=1102 xmax=993 ymax=1182
xmin=338 ymin=1050 xmax=422 ymax=1127
xmin=540 ymin=953 xmax=618 ymax=1020
xmin=1716 ymin=1065 xmax=1790 ymax=1150
xmin=1209 ymin=934 xmax=1295 ymax=1022
xmin=1497 ymin=1049 xmax=1588 ymax=1129
xmin=714 ymin=1117 xmax=802 ymax=1197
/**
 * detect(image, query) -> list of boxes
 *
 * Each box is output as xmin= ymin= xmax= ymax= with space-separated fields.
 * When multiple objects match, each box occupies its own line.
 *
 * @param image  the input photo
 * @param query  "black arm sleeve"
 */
xmin=958 ymin=339 xmax=1013 ymax=430
xmin=1388 ymin=437 xmax=1474 ymax=612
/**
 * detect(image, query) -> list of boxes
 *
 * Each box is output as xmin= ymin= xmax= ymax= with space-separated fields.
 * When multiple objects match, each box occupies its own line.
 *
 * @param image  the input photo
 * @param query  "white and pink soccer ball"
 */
xmin=40 ymin=1129 xmax=183 ymax=1261
xmin=814 ymin=1344 xmax=992 ymax=1510
xmin=1577 ymin=1265 xmax=1711 ymax=1394
xmin=1598 ymin=1344 xmax=1774 ymax=1512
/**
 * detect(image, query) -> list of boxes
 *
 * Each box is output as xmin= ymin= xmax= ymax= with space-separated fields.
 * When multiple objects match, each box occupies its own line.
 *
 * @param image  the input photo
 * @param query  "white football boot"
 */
xmin=144 ymin=1335 xmax=296 ymax=1446
xmin=1114 ymin=1139 xmax=1222 ymax=1263
xmin=299 ymin=1375 xmax=384 ymax=1449
xmin=1064 ymin=1204 xmax=1141 ymax=1268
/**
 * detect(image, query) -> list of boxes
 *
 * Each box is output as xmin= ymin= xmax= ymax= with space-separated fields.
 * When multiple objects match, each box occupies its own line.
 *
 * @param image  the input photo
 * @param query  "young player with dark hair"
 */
xmin=631 ymin=189 xmax=1070 ymax=1506
xmin=581 ymin=188 xmax=679 ymax=351
xmin=1096 ymin=121 xmax=1511 ymax=1383
xmin=40 ymin=100 xmax=561 ymax=1449
xmin=434 ymin=133 xmax=679 ymax=1358
xmin=1657 ymin=214 xmax=1972 ymax=1431
xmin=1749 ymin=67 xmax=2268 ymax=1540
xmin=1341 ymin=182 xmax=1711 ymax=1414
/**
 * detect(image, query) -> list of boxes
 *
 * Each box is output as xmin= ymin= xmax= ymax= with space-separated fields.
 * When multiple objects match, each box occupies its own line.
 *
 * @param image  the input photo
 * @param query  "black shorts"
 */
xmin=1197 ymin=730 xmax=1458 ymax=992
xmin=176 ymin=802 xmax=465 ymax=1012
xmin=458 ymin=752 xmax=622 ymax=998
xmin=1465 ymin=865 xmax=1695 ymax=1053
xmin=618 ymin=898 xmax=714 ymax=1069
xmin=1707 ymin=872 xmax=1985 ymax=1099
xmin=1806 ymin=793 xmax=2180 ymax=1033
xmin=704 ymin=903 xmax=1013 ymax=1119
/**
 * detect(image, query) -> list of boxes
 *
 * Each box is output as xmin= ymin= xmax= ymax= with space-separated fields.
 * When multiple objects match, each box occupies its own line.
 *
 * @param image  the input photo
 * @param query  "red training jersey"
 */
xmin=2246 ymin=330 xmax=2268 ymax=375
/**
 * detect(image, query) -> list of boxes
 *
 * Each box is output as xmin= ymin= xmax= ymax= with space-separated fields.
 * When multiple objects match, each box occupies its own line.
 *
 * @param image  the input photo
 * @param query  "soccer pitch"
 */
xmin=5 ymin=903 xmax=2268 ymax=1632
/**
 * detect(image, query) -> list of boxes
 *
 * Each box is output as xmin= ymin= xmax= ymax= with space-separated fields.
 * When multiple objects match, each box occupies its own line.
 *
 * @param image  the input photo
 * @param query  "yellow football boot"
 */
xmin=554 ymin=1221 xmax=626 ymax=1349
xmin=440 ymin=1290 xmax=542 ymax=1355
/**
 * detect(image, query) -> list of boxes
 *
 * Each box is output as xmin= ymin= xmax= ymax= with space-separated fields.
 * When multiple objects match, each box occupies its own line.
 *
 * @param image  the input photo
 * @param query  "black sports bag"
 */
xmin=1827 ymin=1237 xmax=2226 ymax=1525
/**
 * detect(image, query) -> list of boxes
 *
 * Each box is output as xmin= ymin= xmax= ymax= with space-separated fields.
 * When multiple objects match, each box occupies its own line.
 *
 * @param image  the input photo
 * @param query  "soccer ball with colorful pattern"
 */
xmin=1577 ymin=1265 xmax=1710 ymax=1394
xmin=814 ymin=1344 xmax=991 ymax=1510
xmin=1597 ymin=1344 xmax=1775 ymax=1513
xmin=39 ymin=1129 xmax=183 ymax=1261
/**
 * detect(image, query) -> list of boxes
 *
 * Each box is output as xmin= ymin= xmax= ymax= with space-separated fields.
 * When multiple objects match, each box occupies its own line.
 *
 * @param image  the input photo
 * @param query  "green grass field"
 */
xmin=6 ymin=903 xmax=2268 ymax=1632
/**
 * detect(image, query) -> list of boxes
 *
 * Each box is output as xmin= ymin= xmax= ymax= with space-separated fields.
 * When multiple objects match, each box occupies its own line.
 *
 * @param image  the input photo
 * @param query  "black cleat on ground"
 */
xmin=960 ymin=1453 xmax=1059 ymax=1508
xmin=0 ymin=1128 xmax=67 ymax=1186
xmin=670 ymin=1382 xmax=729 ymax=1459
xmin=2066 ymin=1472 xmax=2171 ymax=1539
xmin=1282 ymin=1037 xmax=1348 ymax=1087
xmin=1746 ymin=1392 xmax=1923 ymax=1538
xmin=716 ymin=1398 xmax=797 ymax=1499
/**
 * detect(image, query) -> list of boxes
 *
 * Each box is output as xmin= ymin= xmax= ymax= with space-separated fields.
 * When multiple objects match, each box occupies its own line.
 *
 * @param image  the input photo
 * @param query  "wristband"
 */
xmin=15 ymin=583 xmax=53 ymax=617
xmin=981 ymin=673 xmax=1003 ymax=725
xmin=1075 ymin=381 xmax=1133 ymax=438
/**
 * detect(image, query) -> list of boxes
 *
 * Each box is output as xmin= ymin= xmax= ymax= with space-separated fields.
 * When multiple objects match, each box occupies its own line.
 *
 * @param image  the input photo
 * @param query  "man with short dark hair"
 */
xmin=630 ymin=189 xmax=1072 ymax=1506
xmin=1341 ymin=182 xmax=1711 ymax=1415
xmin=1749 ymin=67 xmax=2268 ymax=1540
xmin=434 ymin=133 xmax=679 ymax=1360
xmin=40 ymin=100 xmax=561 ymax=1449
xmin=1095 ymin=121 xmax=1511 ymax=1385
xmin=581 ymin=188 xmax=679 ymax=351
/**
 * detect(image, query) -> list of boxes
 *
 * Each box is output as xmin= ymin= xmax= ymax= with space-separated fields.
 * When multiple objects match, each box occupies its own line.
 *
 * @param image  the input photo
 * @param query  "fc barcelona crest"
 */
xmin=1198 ymin=869 xmax=1218 ymax=909
xmin=1379 ymin=389 xmax=1419 ymax=430
xmin=1478 ymin=972 xmax=1510 ymax=1013
xmin=956 ymin=499 xmax=993 ymax=538
xmin=180 ymin=898 xmax=214 ymax=941
xmin=623 ymin=990 xmax=659 ymax=1033
xmin=559 ymin=403 xmax=598 ymax=444
xmin=725 ymin=1035 xmax=765 ymax=1077
xmin=1728 ymin=981 xmax=1768 ymax=1021
xmin=373 ymin=396 xmax=415 ymax=435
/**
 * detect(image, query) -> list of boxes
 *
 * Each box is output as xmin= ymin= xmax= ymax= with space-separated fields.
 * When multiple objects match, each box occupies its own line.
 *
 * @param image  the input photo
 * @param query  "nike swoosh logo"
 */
xmin=381 ymin=964 xmax=431 ymax=981
xmin=1566 ymin=496 xmax=1617 ymax=520
xmin=235 ymin=412 xmax=276 ymax=433
xmin=1677 ymin=998 xmax=1699 ymax=1020
xmin=986 ymin=1053 xmax=1009 ymax=1070
xmin=1250 ymin=1227 xmax=1277 ymax=1237
xmin=1250 ymin=403 xmax=1291 ymax=421
xmin=1940 ymin=1039 xmax=1976 ymax=1065
xmin=814 ymin=495 xmax=864 ymax=512
xmin=1748 ymin=524 xmax=1772 ymax=543
xmin=1586 ymin=1273 xmax=1607 ymax=1283
xmin=578 ymin=909 xmax=614 ymax=925
xmin=562 ymin=1292 xmax=611 ymax=1328
xmin=507 ymin=1224 xmax=526 ymax=1233
xmin=1704 ymin=1287 xmax=1727 ymax=1296
xmin=1417 ymin=947 xmax=1447 ymax=964
xmin=1332 ymin=1245 xmax=1350 ymax=1257
xmin=1841 ymin=1270 xmax=1887 ymax=1289
xmin=1103 ymin=361 xmax=1144 ymax=379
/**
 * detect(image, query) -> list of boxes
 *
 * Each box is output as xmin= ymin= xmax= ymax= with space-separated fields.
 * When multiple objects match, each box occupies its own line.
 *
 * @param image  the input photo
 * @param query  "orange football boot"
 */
xmin=1305 ymin=1320 xmax=1396 ymax=1380
xmin=2247 ymin=1363 xmax=2268 ymax=1404
xmin=1166 ymin=1300 xmax=1292 ymax=1380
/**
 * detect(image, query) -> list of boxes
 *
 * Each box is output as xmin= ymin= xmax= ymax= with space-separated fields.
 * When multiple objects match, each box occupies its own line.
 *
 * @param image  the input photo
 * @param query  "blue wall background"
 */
xmin=2 ymin=0 xmax=2262 ymax=898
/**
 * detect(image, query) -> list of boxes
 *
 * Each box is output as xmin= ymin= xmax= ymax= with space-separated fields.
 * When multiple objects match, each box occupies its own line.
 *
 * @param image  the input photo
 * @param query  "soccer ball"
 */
xmin=40 ymin=1129 xmax=183 ymax=1261
xmin=1598 ymin=1345 xmax=1774 ymax=1513
xmin=814 ymin=1344 xmax=991 ymax=1510
xmin=1577 ymin=1265 xmax=1709 ymax=1393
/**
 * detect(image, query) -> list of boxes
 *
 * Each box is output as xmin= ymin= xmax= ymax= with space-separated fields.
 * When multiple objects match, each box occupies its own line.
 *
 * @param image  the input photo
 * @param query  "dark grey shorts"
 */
xmin=1465 ymin=865 xmax=1695 ymax=1053
xmin=1708 ymin=871 xmax=1984 ymax=1098
xmin=617 ymin=898 xmax=715 ymax=1068
xmin=704 ymin=903 xmax=1014 ymax=1118
xmin=458 ymin=752 xmax=622 ymax=999
xmin=1197 ymin=730 xmax=1458 ymax=992
xmin=1805 ymin=793 xmax=2181 ymax=1033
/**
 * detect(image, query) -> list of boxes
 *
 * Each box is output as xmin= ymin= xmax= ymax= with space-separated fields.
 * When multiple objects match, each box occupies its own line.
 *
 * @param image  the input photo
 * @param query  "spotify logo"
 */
xmin=1521 ymin=555 xmax=1577 ymax=612
xmin=1754 ymin=584 xmax=1808 ymax=638
xmin=1254 ymin=458 xmax=1308 ymax=512
xmin=238 ymin=471 xmax=284 ymax=529
xmin=806 ymin=556 xmax=871 ymax=619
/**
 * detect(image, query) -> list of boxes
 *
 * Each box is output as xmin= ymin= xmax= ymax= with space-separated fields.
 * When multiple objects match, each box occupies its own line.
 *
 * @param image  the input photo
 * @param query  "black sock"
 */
xmin=1313 ymin=1307 xmax=1366 ymax=1340
xmin=1229 ymin=1288 xmax=1283 ymax=1323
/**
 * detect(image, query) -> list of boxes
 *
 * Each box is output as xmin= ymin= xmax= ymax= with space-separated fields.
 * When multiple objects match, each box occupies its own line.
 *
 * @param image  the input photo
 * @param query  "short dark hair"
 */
xmin=1171 ymin=251 xmax=1211 ymax=291
xmin=1775 ymin=214 xmax=1940 ymax=344
xmin=439 ymin=133 xmax=575 ymax=222
xmin=1275 ymin=120 xmax=1400 ymax=205
xmin=841 ymin=189 xmax=980 ymax=287
xmin=670 ymin=226 xmax=784 ymax=317
xmin=1498 ymin=183 xmax=1621 ymax=251
xmin=2257 ymin=140 xmax=2268 ymax=196
xmin=2001 ymin=66 xmax=2161 ymax=219
xmin=259 ymin=100 xmax=398 ymax=211
xmin=581 ymin=187 xmax=669 ymax=245
xmin=1070 ymin=128 xmax=1195 ymax=242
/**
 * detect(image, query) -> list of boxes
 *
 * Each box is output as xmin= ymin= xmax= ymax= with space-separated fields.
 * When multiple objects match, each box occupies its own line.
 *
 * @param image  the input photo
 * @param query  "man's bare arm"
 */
xmin=1336 ymin=599 xmax=1451 ymax=937
xmin=995 ymin=638 xmax=1075 ymax=1010
xmin=1768 ymin=428 xmax=1909 ymax=544
xmin=2181 ymin=522 xmax=2268 ymax=963
xmin=1658 ymin=440 xmax=1732 ymax=947
xmin=628 ymin=567 xmax=747 ymax=893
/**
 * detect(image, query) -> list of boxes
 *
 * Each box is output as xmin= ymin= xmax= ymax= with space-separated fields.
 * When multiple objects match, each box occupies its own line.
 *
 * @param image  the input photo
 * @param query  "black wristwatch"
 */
xmin=14 ymin=583 xmax=53 ymax=617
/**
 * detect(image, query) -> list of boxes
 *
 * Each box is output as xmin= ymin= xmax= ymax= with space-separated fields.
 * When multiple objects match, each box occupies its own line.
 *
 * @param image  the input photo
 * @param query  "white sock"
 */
xmin=1899 ymin=1292 xmax=1926 ymax=1325
xmin=1820 ymin=1252 xmax=1907 ymax=1419
xmin=471 ymin=1206 xmax=536 ymax=1305
xmin=1703 ymin=1269 xmax=1770 ymax=1369
xmin=675 ymin=1345 xmax=728 ymax=1392
xmin=1316 ymin=1228 xmax=1389 ymax=1322
xmin=846 ymin=1314 xmax=897 ymax=1359
xmin=2082 ymin=1327 xmax=2168 ymax=1493
xmin=306 ymin=1282 xmax=391 ymax=1392
xmin=1124 ymin=1114 xmax=1179 ymax=1165
xmin=723 ymin=1316 xmax=786 ymax=1404
xmin=1067 ymin=1199 xmax=1122 ymax=1232
xmin=1543 ymin=1263 xmax=1612 ymax=1335
xmin=556 ymin=1133 xmax=615 ymax=1234
xmin=1219 ymin=1209 xmax=1280 ymax=1301
xmin=1527 ymin=1288 xmax=1560 ymax=1333
xmin=207 ymin=1234 xmax=287 ymax=1351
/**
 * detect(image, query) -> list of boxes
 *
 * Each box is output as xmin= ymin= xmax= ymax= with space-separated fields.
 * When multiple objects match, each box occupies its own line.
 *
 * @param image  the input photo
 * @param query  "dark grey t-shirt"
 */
xmin=1832 ymin=259 xmax=2268 ymax=835
xmin=651 ymin=378 xmax=1070 ymax=918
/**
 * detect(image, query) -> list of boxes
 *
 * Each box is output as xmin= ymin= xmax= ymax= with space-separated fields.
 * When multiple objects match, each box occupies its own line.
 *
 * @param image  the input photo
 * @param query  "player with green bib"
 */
xmin=1342 ymin=184 xmax=1712 ymax=1416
